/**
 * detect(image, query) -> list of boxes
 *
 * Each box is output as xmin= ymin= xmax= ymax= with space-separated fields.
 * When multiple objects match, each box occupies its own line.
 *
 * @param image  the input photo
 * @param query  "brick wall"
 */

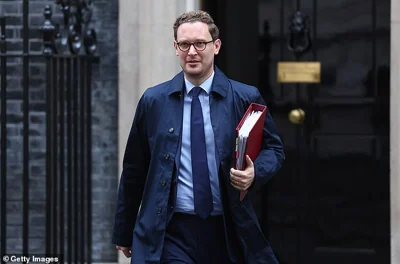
xmin=0 ymin=1 xmax=118 ymax=262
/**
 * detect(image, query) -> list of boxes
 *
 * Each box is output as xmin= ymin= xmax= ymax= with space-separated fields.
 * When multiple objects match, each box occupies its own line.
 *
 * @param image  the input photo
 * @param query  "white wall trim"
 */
xmin=117 ymin=1 xmax=200 ymax=263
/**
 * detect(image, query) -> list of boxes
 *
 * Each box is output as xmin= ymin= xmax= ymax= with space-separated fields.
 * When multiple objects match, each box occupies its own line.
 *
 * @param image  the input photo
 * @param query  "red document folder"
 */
xmin=234 ymin=103 xmax=267 ymax=201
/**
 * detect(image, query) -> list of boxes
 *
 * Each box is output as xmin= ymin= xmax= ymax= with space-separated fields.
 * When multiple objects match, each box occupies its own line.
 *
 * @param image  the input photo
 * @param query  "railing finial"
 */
xmin=41 ymin=1 xmax=97 ymax=55
xmin=40 ymin=5 xmax=57 ymax=55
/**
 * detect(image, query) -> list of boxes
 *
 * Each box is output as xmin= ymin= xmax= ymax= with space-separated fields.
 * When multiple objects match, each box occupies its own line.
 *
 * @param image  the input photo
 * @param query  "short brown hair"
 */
xmin=173 ymin=10 xmax=219 ymax=41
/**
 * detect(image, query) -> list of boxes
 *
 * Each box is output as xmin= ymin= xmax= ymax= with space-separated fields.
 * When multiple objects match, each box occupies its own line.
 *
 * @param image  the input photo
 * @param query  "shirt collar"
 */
xmin=184 ymin=71 xmax=215 ymax=95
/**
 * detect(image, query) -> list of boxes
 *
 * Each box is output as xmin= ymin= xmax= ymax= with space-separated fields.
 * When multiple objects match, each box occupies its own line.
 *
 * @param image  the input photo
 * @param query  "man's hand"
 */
xmin=230 ymin=155 xmax=255 ymax=191
xmin=116 ymin=245 xmax=132 ymax=258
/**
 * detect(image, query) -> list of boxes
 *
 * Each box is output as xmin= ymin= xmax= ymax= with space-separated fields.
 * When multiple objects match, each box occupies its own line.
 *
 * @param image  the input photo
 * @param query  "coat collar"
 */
xmin=168 ymin=66 xmax=229 ymax=97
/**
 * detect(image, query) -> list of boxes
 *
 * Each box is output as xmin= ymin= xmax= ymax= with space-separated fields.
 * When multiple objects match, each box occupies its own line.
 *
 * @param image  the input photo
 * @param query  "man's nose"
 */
xmin=188 ymin=44 xmax=198 ymax=55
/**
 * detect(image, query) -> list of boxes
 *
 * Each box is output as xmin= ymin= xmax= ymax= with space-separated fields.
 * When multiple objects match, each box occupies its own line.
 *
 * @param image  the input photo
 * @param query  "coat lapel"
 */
xmin=210 ymin=68 xmax=243 ymax=206
xmin=210 ymin=67 xmax=235 ymax=167
xmin=164 ymin=71 xmax=185 ymax=164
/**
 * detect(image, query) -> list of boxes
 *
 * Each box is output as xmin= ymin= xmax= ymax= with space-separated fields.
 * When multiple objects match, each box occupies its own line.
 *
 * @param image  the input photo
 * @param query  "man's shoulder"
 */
xmin=228 ymin=78 xmax=257 ymax=90
xmin=139 ymin=81 xmax=177 ymax=108
xmin=141 ymin=71 xmax=183 ymax=100
xmin=215 ymin=66 xmax=257 ymax=93
xmin=227 ymin=78 xmax=260 ymax=99
xmin=143 ymin=80 xmax=172 ymax=98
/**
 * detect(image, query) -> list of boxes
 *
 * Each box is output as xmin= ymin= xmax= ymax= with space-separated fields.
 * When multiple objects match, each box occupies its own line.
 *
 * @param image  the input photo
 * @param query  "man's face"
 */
xmin=174 ymin=21 xmax=221 ymax=81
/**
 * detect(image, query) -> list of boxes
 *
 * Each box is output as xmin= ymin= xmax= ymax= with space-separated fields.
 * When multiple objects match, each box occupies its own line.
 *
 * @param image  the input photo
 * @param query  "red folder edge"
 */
xmin=234 ymin=103 xmax=267 ymax=201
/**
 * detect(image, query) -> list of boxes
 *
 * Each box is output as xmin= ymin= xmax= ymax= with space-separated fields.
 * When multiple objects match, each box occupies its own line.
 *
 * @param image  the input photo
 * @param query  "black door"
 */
xmin=202 ymin=0 xmax=390 ymax=263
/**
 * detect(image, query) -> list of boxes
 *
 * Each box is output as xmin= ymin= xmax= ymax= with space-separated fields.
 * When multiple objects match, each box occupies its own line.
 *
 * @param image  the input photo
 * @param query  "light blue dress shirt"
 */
xmin=175 ymin=71 xmax=223 ymax=215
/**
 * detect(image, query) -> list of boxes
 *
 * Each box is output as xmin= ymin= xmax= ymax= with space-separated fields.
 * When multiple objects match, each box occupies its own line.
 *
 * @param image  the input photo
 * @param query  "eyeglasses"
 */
xmin=176 ymin=40 xmax=214 ymax=52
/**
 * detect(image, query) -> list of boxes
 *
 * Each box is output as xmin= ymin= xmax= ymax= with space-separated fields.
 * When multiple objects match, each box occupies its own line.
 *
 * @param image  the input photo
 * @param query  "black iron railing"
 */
xmin=0 ymin=1 xmax=98 ymax=263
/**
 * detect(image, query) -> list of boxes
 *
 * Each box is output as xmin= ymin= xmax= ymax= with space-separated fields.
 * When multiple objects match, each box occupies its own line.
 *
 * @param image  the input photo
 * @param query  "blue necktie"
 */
xmin=191 ymin=87 xmax=213 ymax=219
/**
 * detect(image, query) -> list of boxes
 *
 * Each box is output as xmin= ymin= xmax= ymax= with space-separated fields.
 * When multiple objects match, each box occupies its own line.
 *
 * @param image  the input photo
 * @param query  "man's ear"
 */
xmin=174 ymin=41 xmax=179 ymax=56
xmin=214 ymin=39 xmax=222 ymax=55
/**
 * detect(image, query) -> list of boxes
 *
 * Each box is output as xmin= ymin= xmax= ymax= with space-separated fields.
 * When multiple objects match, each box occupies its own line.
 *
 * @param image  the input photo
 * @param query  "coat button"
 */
xmin=157 ymin=207 xmax=162 ymax=214
xmin=169 ymin=128 xmax=174 ymax=133
xmin=161 ymin=180 xmax=166 ymax=186
xmin=165 ymin=153 xmax=170 ymax=160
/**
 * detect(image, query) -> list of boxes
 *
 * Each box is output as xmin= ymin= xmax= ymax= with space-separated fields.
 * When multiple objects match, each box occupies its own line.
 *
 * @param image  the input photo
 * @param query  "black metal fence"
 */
xmin=1 ymin=1 xmax=98 ymax=263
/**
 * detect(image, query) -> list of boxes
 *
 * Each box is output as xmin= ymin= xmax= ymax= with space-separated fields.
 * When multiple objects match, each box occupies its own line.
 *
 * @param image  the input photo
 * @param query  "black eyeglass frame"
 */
xmin=176 ymin=40 xmax=214 ymax=52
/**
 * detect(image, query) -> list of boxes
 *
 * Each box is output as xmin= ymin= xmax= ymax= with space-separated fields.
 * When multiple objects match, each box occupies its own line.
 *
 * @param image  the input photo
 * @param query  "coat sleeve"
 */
xmin=249 ymin=91 xmax=285 ymax=193
xmin=112 ymin=94 xmax=150 ymax=247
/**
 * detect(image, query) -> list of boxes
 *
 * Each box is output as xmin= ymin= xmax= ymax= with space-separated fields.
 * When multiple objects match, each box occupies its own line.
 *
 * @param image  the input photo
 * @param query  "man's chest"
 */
xmin=147 ymin=96 xmax=239 ymax=164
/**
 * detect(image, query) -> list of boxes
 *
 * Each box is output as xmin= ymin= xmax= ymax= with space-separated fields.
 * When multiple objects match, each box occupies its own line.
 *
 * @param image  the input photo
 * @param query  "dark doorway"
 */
xmin=202 ymin=0 xmax=390 ymax=263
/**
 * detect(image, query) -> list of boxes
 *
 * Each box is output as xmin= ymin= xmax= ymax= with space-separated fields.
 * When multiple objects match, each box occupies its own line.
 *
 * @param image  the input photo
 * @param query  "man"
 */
xmin=112 ymin=10 xmax=285 ymax=264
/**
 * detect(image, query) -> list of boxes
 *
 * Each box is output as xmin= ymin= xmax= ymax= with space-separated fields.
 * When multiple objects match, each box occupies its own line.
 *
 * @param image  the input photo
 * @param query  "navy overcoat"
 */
xmin=112 ymin=67 xmax=285 ymax=263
